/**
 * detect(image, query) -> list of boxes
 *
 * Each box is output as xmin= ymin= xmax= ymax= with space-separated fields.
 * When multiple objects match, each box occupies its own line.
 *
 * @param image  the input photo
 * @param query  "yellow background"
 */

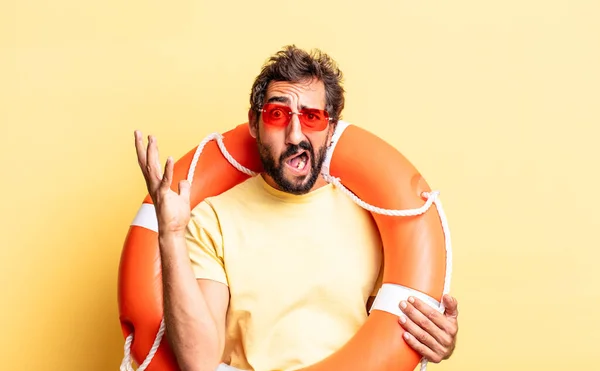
xmin=1 ymin=0 xmax=599 ymax=370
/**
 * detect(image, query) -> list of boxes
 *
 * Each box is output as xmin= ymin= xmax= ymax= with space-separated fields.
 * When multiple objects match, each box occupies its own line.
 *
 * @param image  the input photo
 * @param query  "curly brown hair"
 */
xmin=249 ymin=45 xmax=345 ymax=126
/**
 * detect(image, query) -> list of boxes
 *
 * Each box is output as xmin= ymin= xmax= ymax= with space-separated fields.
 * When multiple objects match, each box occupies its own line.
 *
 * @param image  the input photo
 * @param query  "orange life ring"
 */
xmin=118 ymin=121 xmax=452 ymax=371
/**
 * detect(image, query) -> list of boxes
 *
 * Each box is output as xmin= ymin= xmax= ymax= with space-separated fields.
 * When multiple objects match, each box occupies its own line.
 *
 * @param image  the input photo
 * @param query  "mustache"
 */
xmin=279 ymin=141 xmax=313 ymax=161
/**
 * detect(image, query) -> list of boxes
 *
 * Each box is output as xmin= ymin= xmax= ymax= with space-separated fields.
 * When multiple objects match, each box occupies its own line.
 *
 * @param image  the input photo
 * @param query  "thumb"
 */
xmin=442 ymin=294 xmax=459 ymax=318
xmin=178 ymin=179 xmax=191 ymax=200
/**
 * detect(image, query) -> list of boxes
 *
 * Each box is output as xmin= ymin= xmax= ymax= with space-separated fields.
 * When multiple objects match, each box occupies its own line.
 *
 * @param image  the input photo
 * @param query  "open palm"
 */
xmin=134 ymin=131 xmax=191 ymax=236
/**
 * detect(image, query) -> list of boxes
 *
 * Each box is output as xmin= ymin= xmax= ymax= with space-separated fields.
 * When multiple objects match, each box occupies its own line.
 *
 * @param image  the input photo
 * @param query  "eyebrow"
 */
xmin=266 ymin=96 xmax=291 ymax=105
xmin=265 ymin=95 xmax=314 ymax=110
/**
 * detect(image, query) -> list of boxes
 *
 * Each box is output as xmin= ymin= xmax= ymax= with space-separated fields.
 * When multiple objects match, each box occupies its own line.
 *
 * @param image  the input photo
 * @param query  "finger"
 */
xmin=441 ymin=295 xmax=459 ymax=338
xmin=401 ymin=331 xmax=443 ymax=364
xmin=412 ymin=296 xmax=457 ymax=334
xmin=443 ymin=294 xmax=459 ymax=318
xmin=146 ymin=135 xmax=163 ymax=183
xmin=401 ymin=298 xmax=452 ymax=347
xmin=134 ymin=130 xmax=147 ymax=172
xmin=160 ymin=156 xmax=174 ymax=193
xmin=398 ymin=312 xmax=446 ymax=356
xmin=178 ymin=179 xmax=191 ymax=200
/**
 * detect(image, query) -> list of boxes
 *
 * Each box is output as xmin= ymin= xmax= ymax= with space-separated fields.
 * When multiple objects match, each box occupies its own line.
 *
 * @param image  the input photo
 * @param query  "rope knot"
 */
xmin=421 ymin=190 xmax=440 ymax=200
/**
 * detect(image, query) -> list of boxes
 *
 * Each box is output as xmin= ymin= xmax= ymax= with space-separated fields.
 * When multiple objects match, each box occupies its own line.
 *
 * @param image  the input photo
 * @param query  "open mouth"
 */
xmin=286 ymin=150 xmax=310 ymax=171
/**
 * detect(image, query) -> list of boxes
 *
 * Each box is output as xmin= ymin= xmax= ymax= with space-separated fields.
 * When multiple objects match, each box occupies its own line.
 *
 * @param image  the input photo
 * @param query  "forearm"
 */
xmin=159 ymin=233 xmax=222 ymax=371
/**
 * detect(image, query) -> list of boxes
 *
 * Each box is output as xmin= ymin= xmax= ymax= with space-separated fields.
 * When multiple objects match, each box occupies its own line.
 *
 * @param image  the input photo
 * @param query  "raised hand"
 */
xmin=134 ymin=130 xmax=191 ymax=237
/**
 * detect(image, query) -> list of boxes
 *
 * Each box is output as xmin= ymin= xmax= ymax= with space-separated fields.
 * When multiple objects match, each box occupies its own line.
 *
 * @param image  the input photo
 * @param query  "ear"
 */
xmin=248 ymin=109 xmax=258 ymax=138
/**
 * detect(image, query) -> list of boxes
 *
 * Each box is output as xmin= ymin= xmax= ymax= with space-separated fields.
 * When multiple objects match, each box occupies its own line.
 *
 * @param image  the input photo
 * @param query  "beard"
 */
xmin=256 ymin=134 xmax=328 ymax=195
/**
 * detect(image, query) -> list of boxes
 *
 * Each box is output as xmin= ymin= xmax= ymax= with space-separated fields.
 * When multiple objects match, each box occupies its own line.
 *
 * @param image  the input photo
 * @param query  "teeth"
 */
xmin=297 ymin=158 xmax=306 ymax=170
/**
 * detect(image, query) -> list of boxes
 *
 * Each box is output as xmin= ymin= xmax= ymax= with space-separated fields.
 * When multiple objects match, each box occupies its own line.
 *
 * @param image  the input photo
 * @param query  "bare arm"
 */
xmin=160 ymin=233 xmax=229 ymax=371
xmin=133 ymin=131 xmax=229 ymax=371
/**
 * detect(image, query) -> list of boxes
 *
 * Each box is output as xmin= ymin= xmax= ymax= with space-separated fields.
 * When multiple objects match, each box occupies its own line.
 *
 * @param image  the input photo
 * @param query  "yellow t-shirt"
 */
xmin=185 ymin=174 xmax=383 ymax=371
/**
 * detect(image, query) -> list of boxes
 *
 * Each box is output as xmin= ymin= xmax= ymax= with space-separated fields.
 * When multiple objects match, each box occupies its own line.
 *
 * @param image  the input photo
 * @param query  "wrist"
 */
xmin=157 ymin=219 xmax=189 ymax=237
xmin=158 ymin=231 xmax=186 ymax=248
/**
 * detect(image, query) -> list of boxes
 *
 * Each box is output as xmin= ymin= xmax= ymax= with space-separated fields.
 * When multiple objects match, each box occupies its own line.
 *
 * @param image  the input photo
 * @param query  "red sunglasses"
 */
xmin=260 ymin=103 xmax=332 ymax=131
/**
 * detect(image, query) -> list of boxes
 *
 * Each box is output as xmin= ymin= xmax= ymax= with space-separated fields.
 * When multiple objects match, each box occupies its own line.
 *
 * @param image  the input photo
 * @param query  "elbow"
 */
xmin=165 ymin=325 xmax=223 ymax=371
xmin=173 ymin=352 xmax=222 ymax=371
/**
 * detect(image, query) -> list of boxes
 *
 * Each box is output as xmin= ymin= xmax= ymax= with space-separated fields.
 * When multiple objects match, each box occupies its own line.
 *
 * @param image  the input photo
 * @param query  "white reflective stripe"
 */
xmin=216 ymin=363 xmax=245 ymax=371
xmin=321 ymin=120 xmax=350 ymax=177
xmin=131 ymin=203 xmax=158 ymax=233
xmin=369 ymin=283 xmax=443 ymax=316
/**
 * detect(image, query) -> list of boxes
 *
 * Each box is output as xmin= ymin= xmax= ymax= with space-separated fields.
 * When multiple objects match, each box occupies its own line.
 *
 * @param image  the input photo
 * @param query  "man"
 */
xmin=134 ymin=45 xmax=459 ymax=371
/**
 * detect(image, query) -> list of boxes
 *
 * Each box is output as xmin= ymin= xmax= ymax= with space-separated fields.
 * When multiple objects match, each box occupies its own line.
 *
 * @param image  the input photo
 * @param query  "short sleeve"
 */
xmin=185 ymin=200 xmax=229 ymax=286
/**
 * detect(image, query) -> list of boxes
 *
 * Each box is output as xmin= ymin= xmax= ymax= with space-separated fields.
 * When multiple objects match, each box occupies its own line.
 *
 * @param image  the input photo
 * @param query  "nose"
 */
xmin=284 ymin=114 xmax=304 ymax=145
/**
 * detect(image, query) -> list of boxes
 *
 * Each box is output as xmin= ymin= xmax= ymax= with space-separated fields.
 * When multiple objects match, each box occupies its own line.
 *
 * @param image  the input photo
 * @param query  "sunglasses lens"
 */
xmin=263 ymin=104 xmax=290 ymax=127
xmin=299 ymin=109 xmax=329 ymax=131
